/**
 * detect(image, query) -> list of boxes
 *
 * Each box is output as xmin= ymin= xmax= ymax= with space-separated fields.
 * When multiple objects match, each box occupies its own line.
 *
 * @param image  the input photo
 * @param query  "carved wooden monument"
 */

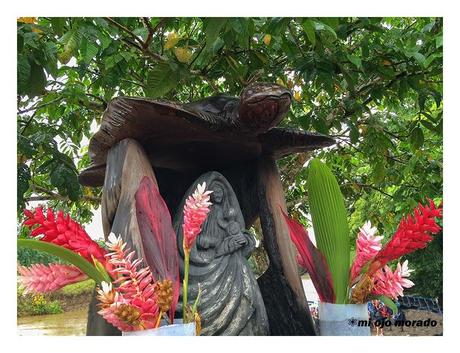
xmin=79 ymin=82 xmax=335 ymax=335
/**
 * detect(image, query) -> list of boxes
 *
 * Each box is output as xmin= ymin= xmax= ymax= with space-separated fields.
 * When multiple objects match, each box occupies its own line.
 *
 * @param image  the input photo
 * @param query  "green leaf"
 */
xmin=204 ymin=18 xmax=227 ymax=52
xmin=410 ymin=127 xmax=424 ymax=149
xmin=17 ymin=163 xmax=30 ymax=210
xmin=314 ymin=20 xmax=337 ymax=40
xmin=347 ymin=54 xmax=362 ymax=70
xmin=17 ymin=239 xmax=107 ymax=284
xmin=372 ymin=161 xmax=386 ymax=183
xmin=301 ymin=19 xmax=316 ymax=47
xmin=320 ymin=17 xmax=339 ymax=30
xmin=145 ymin=62 xmax=179 ymax=98
xmin=50 ymin=17 xmax=67 ymax=36
xmin=27 ymin=62 xmax=47 ymax=97
xmin=420 ymin=119 xmax=436 ymax=132
xmin=312 ymin=116 xmax=328 ymax=134
xmin=435 ymin=35 xmax=443 ymax=48
xmin=412 ymin=52 xmax=427 ymax=67
xmin=307 ymin=159 xmax=350 ymax=303
xmin=81 ymin=39 xmax=99 ymax=64
xmin=17 ymin=55 xmax=31 ymax=95
xmin=375 ymin=295 xmax=398 ymax=315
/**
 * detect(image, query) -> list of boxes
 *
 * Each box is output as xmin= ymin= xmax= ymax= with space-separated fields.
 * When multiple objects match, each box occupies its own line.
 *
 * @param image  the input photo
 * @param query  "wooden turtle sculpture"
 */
xmin=80 ymin=82 xmax=335 ymax=336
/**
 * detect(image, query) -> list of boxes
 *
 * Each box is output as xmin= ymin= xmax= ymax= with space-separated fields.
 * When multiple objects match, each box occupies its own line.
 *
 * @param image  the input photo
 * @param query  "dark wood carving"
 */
xmin=80 ymin=83 xmax=335 ymax=335
xmin=256 ymin=155 xmax=316 ymax=335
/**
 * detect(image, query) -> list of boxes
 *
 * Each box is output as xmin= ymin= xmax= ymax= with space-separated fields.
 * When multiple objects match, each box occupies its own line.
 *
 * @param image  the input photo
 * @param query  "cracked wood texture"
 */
xmin=256 ymin=155 xmax=316 ymax=335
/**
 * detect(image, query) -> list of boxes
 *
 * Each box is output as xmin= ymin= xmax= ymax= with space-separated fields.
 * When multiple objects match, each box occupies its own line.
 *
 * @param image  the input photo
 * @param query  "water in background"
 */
xmin=17 ymin=308 xmax=87 ymax=336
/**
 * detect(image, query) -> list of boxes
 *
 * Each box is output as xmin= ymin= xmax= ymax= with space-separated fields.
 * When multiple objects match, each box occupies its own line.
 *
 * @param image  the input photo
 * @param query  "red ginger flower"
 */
xmin=368 ymin=199 xmax=442 ymax=274
xmin=350 ymin=221 xmax=383 ymax=282
xmin=18 ymin=263 xmax=87 ymax=293
xmin=182 ymin=182 xmax=212 ymax=252
xmin=371 ymin=260 xmax=414 ymax=300
xmin=23 ymin=207 xmax=107 ymax=265
xmin=97 ymin=234 xmax=160 ymax=331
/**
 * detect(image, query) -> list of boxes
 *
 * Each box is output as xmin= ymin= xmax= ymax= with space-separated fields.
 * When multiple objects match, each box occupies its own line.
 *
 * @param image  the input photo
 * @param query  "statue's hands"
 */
xmin=233 ymin=233 xmax=247 ymax=245
xmin=216 ymin=232 xmax=248 ymax=257
xmin=226 ymin=233 xmax=246 ymax=253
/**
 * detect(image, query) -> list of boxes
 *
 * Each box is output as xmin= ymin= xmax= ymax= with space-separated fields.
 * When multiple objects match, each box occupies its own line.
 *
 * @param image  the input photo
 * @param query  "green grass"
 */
xmin=56 ymin=279 xmax=95 ymax=297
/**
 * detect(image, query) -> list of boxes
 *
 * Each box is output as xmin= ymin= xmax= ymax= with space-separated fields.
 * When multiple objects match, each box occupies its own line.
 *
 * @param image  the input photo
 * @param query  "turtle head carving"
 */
xmin=239 ymin=82 xmax=291 ymax=133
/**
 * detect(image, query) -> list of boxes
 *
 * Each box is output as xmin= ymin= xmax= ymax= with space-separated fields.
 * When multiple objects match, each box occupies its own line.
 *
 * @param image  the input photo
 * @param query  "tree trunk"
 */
xmin=256 ymin=155 xmax=316 ymax=335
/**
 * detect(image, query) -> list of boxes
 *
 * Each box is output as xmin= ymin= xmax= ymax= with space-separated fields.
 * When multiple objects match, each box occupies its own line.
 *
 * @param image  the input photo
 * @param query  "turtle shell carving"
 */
xmin=78 ymin=82 xmax=335 ymax=186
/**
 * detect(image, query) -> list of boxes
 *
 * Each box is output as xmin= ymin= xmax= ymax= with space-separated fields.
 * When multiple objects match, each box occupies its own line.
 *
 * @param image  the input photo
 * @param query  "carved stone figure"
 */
xmin=79 ymin=82 xmax=336 ymax=335
xmin=174 ymin=171 xmax=269 ymax=335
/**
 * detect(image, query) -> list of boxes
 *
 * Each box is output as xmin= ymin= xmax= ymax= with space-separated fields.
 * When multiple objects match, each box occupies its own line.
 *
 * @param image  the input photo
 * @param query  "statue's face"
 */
xmin=211 ymin=186 xmax=224 ymax=203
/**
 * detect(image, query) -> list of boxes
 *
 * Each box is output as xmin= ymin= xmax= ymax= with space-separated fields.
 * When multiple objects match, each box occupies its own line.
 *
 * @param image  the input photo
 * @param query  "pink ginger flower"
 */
xmin=371 ymin=260 xmax=415 ymax=300
xmin=18 ymin=263 xmax=87 ymax=293
xmin=182 ymin=182 xmax=212 ymax=252
xmin=97 ymin=234 xmax=160 ymax=331
xmin=350 ymin=221 xmax=384 ymax=282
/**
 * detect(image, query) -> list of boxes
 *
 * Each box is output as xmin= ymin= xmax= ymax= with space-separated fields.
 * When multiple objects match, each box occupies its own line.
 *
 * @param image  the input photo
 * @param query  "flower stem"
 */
xmin=182 ymin=250 xmax=190 ymax=321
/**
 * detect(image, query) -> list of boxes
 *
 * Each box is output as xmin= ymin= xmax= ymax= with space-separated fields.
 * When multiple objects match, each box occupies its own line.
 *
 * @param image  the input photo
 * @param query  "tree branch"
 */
xmin=18 ymin=96 xmax=63 ymax=115
xmin=25 ymin=195 xmax=101 ymax=203
xmin=104 ymin=17 xmax=222 ymax=94
xmin=28 ymin=184 xmax=101 ymax=203
xmin=142 ymin=17 xmax=167 ymax=49
xmin=355 ymin=183 xmax=394 ymax=199
xmin=104 ymin=17 xmax=143 ymax=46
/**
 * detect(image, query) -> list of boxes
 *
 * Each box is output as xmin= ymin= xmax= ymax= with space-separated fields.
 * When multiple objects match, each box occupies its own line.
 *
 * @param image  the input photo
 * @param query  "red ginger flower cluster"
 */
xmin=182 ymin=182 xmax=212 ymax=252
xmin=97 ymin=234 xmax=160 ymax=331
xmin=368 ymin=199 xmax=442 ymax=274
xmin=18 ymin=263 xmax=87 ymax=293
xmin=23 ymin=207 xmax=107 ymax=265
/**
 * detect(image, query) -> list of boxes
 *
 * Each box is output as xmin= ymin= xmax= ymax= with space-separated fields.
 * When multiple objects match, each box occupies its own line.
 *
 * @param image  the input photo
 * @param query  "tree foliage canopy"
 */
xmin=17 ymin=17 xmax=443 ymax=297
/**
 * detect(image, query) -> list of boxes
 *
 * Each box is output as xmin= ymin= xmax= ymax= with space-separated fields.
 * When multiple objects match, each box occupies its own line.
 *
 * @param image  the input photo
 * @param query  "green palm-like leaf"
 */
xmin=17 ymin=239 xmax=107 ymax=284
xmin=307 ymin=159 xmax=350 ymax=303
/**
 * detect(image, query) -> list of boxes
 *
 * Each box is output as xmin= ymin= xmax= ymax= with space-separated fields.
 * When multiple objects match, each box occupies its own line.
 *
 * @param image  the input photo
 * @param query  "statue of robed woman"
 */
xmin=174 ymin=171 xmax=269 ymax=335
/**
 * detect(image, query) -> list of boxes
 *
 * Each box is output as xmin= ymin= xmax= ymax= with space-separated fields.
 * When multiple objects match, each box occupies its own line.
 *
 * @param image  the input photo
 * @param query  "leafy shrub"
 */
xmin=17 ymin=285 xmax=63 ymax=316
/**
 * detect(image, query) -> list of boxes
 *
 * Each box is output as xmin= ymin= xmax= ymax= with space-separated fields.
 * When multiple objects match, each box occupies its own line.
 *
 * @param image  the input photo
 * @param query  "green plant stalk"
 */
xmin=182 ymin=250 xmax=190 ymax=321
xmin=17 ymin=239 xmax=107 ymax=284
xmin=307 ymin=159 xmax=350 ymax=303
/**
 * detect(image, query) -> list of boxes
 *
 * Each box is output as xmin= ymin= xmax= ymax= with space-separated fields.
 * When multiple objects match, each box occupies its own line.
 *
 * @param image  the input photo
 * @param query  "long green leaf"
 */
xmin=18 ymin=239 xmax=106 ymax=284
xmin=306 ymin=159 xmax=350 ymax=303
